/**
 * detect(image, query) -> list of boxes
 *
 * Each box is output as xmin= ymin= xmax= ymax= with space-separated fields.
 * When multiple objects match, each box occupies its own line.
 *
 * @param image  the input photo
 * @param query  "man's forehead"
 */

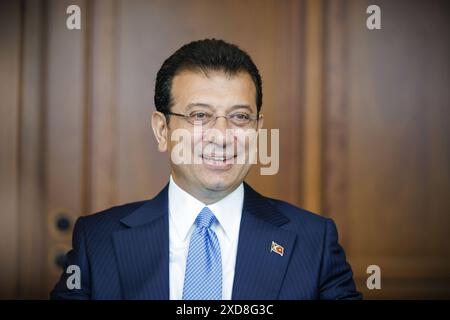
xmin=172 ymin=69 xmax=254 ymax=88
xmin=171 ymin=69 xmax=257 ymax=110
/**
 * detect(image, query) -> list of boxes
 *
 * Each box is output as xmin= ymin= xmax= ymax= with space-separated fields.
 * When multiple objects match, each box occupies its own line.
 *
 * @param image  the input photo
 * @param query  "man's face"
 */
xmin=153 ymin=69 xmax=262 ymax=202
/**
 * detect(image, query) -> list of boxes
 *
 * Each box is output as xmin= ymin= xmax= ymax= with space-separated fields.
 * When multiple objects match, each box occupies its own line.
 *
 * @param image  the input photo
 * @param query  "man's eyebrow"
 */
xmin=185 ymin=103 xmax=254 ymax=112
xmin=228 ymin=104 xmax=253 ymax=112
xmin=185 ymin=103 xmax=213 ymax=111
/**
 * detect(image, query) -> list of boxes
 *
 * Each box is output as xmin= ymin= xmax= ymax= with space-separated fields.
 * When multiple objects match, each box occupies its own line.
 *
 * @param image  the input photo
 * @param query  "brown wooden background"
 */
xmin=1 ymin=0 xmax=449 ymax=299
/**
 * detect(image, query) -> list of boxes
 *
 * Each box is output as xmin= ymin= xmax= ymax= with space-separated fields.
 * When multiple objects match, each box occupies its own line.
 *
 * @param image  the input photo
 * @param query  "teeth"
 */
xmin=202 ymin=155 xmax=231 ymax=161
xmin=207 ymin=157 xmax=225 ymax=161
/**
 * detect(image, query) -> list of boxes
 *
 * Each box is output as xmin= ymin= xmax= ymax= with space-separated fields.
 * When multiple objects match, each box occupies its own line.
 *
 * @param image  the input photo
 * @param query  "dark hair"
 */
xmin=154 ymin=39 xmax=262 ymax=115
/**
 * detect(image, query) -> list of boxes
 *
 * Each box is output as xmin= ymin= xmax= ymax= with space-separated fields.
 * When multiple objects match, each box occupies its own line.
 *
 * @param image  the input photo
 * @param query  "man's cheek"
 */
xmin=235 ymin=134 xmax=258 ymax=164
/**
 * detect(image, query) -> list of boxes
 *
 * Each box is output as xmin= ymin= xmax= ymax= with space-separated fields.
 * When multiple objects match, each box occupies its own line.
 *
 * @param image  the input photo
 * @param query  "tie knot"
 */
xmin=195 ymin=207 xmax=216 ymax=228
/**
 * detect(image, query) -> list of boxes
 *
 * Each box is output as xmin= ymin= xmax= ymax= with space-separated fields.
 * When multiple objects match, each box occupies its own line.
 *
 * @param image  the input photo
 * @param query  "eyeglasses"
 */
xmin=164 ymin=110 xmax=261 ymax=127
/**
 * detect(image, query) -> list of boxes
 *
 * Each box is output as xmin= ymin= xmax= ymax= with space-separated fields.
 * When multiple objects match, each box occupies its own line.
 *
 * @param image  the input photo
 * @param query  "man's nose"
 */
xmin=213 ymin=116 xmax=229 ymax=132
xmin=204 ymin=117 xmax=233 ymax=146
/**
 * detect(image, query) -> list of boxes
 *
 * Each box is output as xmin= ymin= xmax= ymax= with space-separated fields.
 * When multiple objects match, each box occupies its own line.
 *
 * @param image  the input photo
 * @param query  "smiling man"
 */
xmin=51 ymin=39 xmax=361 ymax=300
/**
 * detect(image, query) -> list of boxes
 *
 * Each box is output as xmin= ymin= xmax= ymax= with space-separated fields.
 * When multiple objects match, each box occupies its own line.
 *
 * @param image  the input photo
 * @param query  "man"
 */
xmin=51 ymin=39 xmax=361 ymax=300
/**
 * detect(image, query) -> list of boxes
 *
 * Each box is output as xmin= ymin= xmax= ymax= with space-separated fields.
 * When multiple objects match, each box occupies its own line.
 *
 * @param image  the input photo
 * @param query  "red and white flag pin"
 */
xmin=271 ymin=241 xmax=284 ymax=256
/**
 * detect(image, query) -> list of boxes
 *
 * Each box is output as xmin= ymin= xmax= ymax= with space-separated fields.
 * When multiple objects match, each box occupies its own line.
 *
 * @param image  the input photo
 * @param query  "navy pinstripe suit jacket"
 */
xmin=51 ymin=183 xmax=362 ymax=300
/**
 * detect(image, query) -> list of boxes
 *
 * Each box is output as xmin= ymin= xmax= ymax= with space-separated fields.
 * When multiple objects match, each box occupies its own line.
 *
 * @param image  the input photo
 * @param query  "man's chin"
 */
xmin=200 ymin=175 xmax=236 ymax=192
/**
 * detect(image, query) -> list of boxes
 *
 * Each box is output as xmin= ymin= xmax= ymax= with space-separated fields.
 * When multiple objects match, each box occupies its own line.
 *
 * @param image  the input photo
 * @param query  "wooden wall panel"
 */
xmin=18 ymin=0 xmax=46 ymax=298
xmin=302 ymin=0 xmax=324 ymax=214
xmin=0 ymin=0 xmax=21 ymax=299
xmin=89 ymin=0 xmax=119 ymax=213
xmin=115 ymin=0 xmax=170 ymax=205
xmin=323 ymin=0 xmax=450 ymax=298
xmin=323 ymin=0 xmax=350 ymax=245
xmin=270 ymin=0 xmax=304 ymax=206
xmin=44 ymin=0 xmax=89 ymax=293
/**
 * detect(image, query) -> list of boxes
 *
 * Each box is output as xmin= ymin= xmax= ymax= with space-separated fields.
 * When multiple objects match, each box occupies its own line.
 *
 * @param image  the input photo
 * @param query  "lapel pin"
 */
xmin=271 ymin=241 xmax=284 ymax=256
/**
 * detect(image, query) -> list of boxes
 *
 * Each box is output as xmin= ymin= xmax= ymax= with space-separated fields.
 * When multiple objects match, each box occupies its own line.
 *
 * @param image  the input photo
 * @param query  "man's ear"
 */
xmin=151 ymin=111 xmax=169 ymax=152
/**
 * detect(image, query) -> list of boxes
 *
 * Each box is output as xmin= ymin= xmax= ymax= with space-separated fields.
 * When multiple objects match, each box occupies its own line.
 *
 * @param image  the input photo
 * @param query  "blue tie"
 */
xmin=183 ymin=207 xmax=222 ymax=300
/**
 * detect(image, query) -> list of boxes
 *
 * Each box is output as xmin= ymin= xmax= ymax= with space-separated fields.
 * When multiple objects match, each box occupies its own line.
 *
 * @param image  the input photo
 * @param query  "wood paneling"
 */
xmin=17 ymin=0 xmax=46 ymax=299
xmin=269 ymin=0 xmax=304 ymax=205
xmin=44 ymin=0 xmax=89 ymax=292
xmin=323 ymin=0 xmax=450 ymax=298
xmin=323 ymin=0 xmax=350 ymax=245
xmin=302 ymin=0 xmax=324 ymax=214
xmin=0 ymin=0 xmax=21 ymax=299
xmin=89 ymin=0 xmax=119 ymax=213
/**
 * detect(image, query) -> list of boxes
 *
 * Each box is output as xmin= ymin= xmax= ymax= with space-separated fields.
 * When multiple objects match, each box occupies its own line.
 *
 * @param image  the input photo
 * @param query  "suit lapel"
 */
xmin=232 ymin=183 xmax=297 ymax=300
xmin=112 ymin=184 xmax=170 ymax=299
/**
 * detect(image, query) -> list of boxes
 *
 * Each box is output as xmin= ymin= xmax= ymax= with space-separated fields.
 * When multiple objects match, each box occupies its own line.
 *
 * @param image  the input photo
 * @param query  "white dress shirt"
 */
xmin=168 ymin=175 xmax=243 ymax=300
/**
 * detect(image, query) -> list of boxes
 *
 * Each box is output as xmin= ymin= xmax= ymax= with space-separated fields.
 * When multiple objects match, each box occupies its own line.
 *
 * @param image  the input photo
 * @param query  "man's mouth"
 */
xmin=200 ymin=153 xmax=237 ymax=168
xmin=201 ymin=153 xmax=236 ymax=162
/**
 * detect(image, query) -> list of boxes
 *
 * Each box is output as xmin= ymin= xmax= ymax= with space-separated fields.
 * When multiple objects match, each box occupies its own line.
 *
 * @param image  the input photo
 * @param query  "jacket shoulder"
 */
xmin=79 ymin=200 xmax=148 ymax=228
xmin=266 ymin=197 xmax=330 ymax=230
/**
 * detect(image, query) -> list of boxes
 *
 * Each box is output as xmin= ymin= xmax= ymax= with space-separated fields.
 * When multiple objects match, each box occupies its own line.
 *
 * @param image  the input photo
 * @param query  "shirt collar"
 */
xmin=168 ymin=175 xmax=244 ymax=242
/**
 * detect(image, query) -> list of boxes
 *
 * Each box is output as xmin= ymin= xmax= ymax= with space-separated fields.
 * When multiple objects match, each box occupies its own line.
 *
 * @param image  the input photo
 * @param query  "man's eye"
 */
xmin=232 ymin=113 xmax=250 ymax=120
xmin=190 ymin=112 xmax=210 ymax=119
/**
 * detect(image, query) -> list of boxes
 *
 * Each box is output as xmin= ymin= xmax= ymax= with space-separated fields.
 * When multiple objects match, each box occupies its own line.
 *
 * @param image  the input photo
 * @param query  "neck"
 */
xmin=171 ymin=174 xmax=240 ymax=205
